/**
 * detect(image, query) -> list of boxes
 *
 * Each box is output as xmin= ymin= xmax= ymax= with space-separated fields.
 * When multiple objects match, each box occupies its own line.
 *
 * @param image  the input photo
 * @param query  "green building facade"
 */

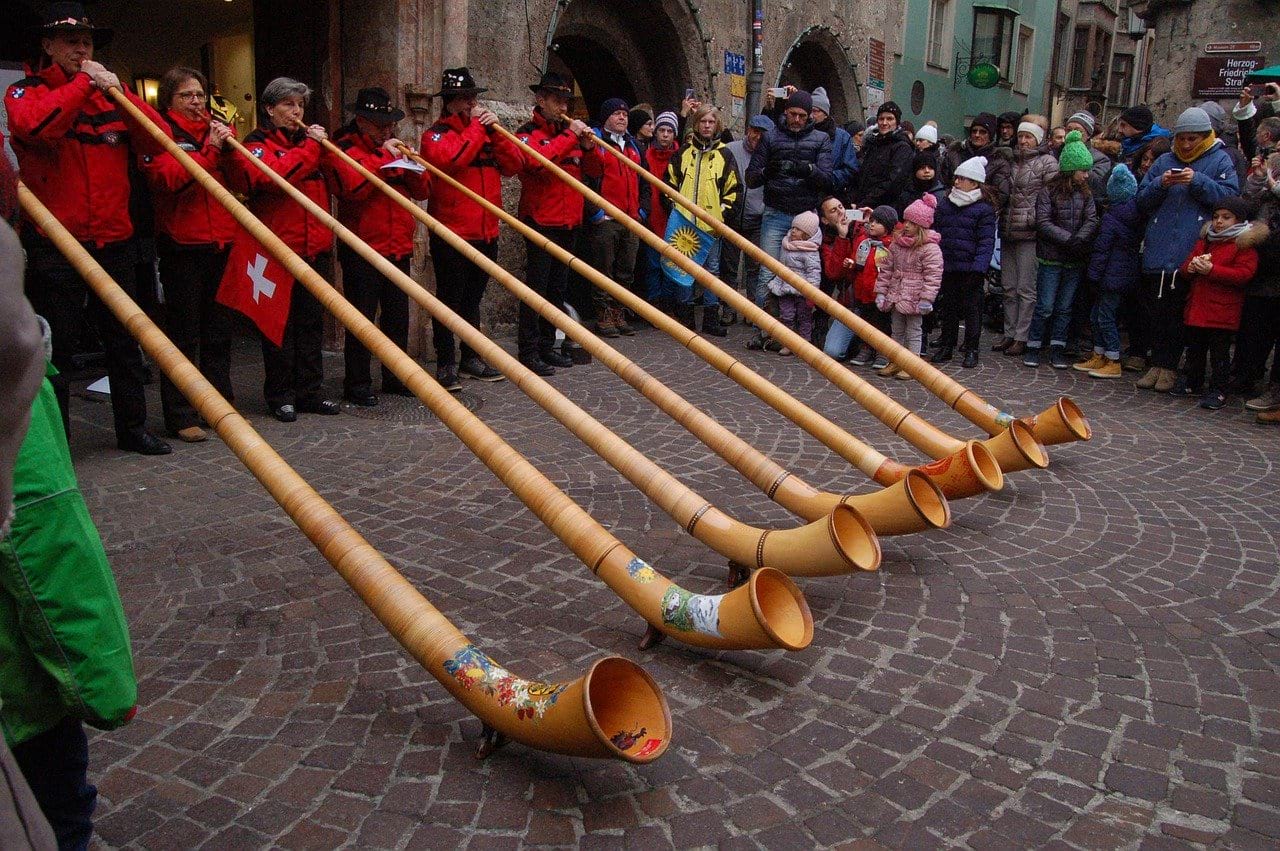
xmin=891 ymin=0 xmax=1059 ymax=135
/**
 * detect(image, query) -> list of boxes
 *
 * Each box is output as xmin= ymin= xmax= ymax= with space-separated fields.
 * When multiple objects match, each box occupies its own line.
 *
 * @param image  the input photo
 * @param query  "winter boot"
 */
xmin=613 ymin=306 xmax=635 ymax=336
xmin=700 ymin=305 xmax=727 ymax=337
xmin=1135 ymin=366 xmax=1161 ymax=390
xmin=1088 ymin=358 xmax=1122 ymax=378
xmin=1154 ymin=367 xmax=1179 ymax=393
xmin=1073 ymin=352 xmax=1106 ymax=372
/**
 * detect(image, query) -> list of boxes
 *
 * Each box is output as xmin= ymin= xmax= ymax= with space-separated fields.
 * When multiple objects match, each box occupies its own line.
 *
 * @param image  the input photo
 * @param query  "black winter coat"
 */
xmin=1086 ymin=199 xmax=1143 ymax=292
xmin=1035 ymin=183 xmax=1100 ymax=264
xmin=934 ymin=196 xmax=998 ymax=274
xmin=745 ymin=121 xmax=834 ymax=215
xmin=855 ymin=128 xmax=915 ymax=212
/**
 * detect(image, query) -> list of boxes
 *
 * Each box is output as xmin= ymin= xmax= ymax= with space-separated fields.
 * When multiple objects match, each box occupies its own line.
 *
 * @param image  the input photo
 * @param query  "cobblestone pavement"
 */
xmin=65 ymin=322 xmax=1278 ymax=849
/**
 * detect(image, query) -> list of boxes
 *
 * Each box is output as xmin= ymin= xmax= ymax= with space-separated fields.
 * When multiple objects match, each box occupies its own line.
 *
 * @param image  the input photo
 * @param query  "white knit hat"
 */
xmin=953 ymin=156 xmax=988 ymax=183
xmin=1017 ymin=121 xmax=1045 ymax=145
xmin=915 ymin=124 xmax=938 ymax=144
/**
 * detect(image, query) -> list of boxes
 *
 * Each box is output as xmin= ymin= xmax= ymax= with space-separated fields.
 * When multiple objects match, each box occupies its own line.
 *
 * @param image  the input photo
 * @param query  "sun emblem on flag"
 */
xmin=669 ymin=226 xmax=701 ymax=257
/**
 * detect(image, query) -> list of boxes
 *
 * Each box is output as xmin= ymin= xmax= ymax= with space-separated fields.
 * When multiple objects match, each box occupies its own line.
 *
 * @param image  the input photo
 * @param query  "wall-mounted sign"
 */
xmin=1193 ymin=56 xmax=1266 ymax=98
xmin=729 ymin=74 xmax=746 ymax=98
xmin=966 ymin=62 xmax=1001 ymax=89
xmin=723 ymin=51 xmax=746 ymax=76
xmin=1205 ymin=42 xmax=1262 ymax=54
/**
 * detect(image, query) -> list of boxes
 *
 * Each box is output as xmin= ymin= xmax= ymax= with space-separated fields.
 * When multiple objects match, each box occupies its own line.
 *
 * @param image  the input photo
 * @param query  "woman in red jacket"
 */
xmin=1172 ymin=196 xmax=1261 ymax=409
xmin=142 ymin=67 xmax=238 ymax=441
xmin=224 ymin=77 xmax=339 ymax=422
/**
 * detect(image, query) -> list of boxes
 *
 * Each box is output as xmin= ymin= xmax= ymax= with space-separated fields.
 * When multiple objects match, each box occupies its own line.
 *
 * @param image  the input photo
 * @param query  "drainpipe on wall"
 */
xmin=746 ymin=0 xmax=764 ymax=121
xmin=443 ymin=0 xmax=468 ymax=68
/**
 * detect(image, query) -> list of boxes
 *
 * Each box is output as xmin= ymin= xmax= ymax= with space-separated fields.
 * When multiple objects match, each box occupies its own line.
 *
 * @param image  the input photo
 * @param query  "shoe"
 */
xmin=962 ymin=350 xmax=979 ymax=369
xmin=1135 ymin=367 xmax=1161 ymax=390
xmin=870 ymin=356 xmax=890 ymax=370
xmin=1245 ymin=385 xmax=1280 ymax=412
xmin=1198 ymin=391 xmax=1227 ymax=410
xmin=894 ymin=369 xmax=912 ymax=380
xmin=460 ymin=356 xmax=507 ymax=381
xmin=1022 ymin=348 xmax=1042 ymax=368
xmin=1122 ymin=355 xmax=1147 ymax=373
xmin=1004 ymin=341 xmax=1027 ymax=357
xmin=1049 ymin=346 xmax=1070 ymax=370
xmin=746 ymin=330 xmax=766 ymax=350
xmin=1257 ymin=408 xmax=1280 ymax=425
xmin=851 ymin=350 xmax=875 ymax=367
xmin=297 ymin=399 xmax=341 ymax=415
xmin=778 ymin=347 xmax=793 ymax=356
xmin=1073 ymin=353 xmax=1106 ymax=372
xmin=877 ymin=363 xmax=900 ymax=377
xmin=271 ymin=404 xmax=297 ymax=423
xmin=175 ymin=426 xmax=208 ymax=443
xmin=594 ymin=310 xmax=620 ymax=337
xmin=700 ymin=308 xmax=727 ymax=338
xmin=436 ymin=368 xmax=463 ymax=392
xmin=1168 ymin=377 xmax=1199 ymax=397
xmin=613 ymin=308 xmax=635 ymax=336
xmin=930 ymin=346 xmax=954 ymax=364
xmin=765 ymin=338 xmax=783 ymax=353
xmin=119 ymin=432 xmax=173 ymax=455
xmin=520 ymin=358 xmax=556 ymax=377
xmin=1088 ymin=358 xmax=1122 ymax=379
xmin=1154 ymin=368 xmax=1179 ymax=393
xmin=991 ymin=337 xmax=1012 ymax=352
xmin=539 ymin=349 xmax=573 ymax=369
xmin=343 ymin=391 xmax=379 ymax=407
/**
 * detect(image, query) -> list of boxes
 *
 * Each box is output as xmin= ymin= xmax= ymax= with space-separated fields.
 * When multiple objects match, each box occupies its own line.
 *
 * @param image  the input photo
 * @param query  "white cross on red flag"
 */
xmin=216 ymin=228 xmax=294 ymax=346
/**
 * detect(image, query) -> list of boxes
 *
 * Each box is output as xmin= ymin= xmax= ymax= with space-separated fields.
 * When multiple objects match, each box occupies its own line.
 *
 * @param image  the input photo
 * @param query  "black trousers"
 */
xmin=1141 ymin=272 xmax=1190 ymax=370
xmin=938 ymin=270 xmax=985 ymax=351
xmin=339 ymin=245 xmax=410 ymax=395
xmin=23 ymin=235 xmax=149 ymax=444
xmin=262 ymin=254 xmax=330 ymax=410
xmin=156 ymin=239 xmax=234 ymax=431
xmin=520 ymin=224 xmax=576 ymax=361
xmin=13 ymin=717 xmax=95 ymax=851
xmin=1183 ymin=326 xmax=1233 ymax=392
xmin=430 ymin=234 xmax=494 ymax=369
xmin=1232 ymin=294 xmax=1280 ymax=387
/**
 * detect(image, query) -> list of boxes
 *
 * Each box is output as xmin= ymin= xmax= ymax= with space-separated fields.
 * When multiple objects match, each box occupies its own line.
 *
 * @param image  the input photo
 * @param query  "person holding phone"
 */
xmin=1234 ymin=82 xmax=1280 ymax=160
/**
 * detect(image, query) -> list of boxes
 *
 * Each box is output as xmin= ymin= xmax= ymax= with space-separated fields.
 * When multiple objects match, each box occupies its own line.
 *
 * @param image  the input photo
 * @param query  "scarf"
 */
xmin=783 ymin=234 xmax=820 ymax=252
xmin=1206 ymin=221 xmax=1248 ymax=242
xmin=167 ymin=109 xmax=212 ymax=144
xmin=948 ymin=187 xmax=982 ymax=207
xmin=1175 ymin=131 xmax=1218 ymax=164
xmin=895 ymin=231 xmax=917 ymax=249
xmin=855 ymin=237 xmax=883 ymax=266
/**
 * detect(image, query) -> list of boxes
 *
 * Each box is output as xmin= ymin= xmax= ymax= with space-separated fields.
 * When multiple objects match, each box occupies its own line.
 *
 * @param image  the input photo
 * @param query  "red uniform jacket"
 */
xmin=419 ymin=112 xmax=523 ymax=242
xmin=326 ymin=123 xmax=431 ymax=258
xmin=644 ymin=143 xmax=679 ymax=236
xmin=1179 ymin=226 xmax=1262 ymax=331
xmin=224 ymin=127 xmax=334 ymax=259
xmin=515 ymin=109 xmax=604 ymax=228
xmin=6 ymin=62 xmax=166 ymax=245
xmin=588 ymin=130 xmax=642 ymax=222
xmin=141 ymin=109 xmax=238 ymax=247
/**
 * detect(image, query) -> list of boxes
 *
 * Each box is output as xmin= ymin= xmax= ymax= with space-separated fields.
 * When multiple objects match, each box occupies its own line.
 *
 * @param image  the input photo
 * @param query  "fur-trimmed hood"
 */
xmin=1198 ymin=220 xmax=1271 ymax=249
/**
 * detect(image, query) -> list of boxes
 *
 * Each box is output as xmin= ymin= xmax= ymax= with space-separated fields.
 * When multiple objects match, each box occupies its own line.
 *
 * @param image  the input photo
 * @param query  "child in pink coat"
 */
xmin=874 ymin=193 xmax=944 ymax=378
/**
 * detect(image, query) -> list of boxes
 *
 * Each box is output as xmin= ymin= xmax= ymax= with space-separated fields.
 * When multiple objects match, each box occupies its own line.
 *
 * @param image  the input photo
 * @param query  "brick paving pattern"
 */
xmin=66 ymin=324 xmax=1279 ymax=849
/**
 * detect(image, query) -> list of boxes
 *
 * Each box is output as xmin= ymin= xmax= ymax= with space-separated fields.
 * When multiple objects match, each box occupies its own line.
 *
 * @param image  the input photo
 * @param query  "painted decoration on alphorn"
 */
xmin=625 ymin=558 xmax=659 ymax=584
xmin=443 ymin=645 xmax=567 ymax=722
xmin=660 ymin=587 xmax=723 ymax=637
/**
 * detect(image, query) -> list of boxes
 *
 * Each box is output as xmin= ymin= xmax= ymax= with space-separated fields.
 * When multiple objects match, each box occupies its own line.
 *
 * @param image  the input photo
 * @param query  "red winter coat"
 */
xmin=224 ymin=127 xmax=334 ymax=259
xmin=644 ymin=143 xmax=679 ymax=236
xmin=821 ymin=229 xmax=856 ymax=304
xmin=419 ymin=111 xmax=523 ymax=242
xmin=515 ymin=109 xmax=604 ymax=228
xmin=6 ymin=62 xmax=167 ymax=245
xmin=1179 ymin=225 xmax=1262 ymax=331
xmin=326 ymin=123 xmax=430 ymax=258
xmin=141 ymin=109 xmax=238 ymax=247
xmin=590 ymin=131 xmax=642 ymax=220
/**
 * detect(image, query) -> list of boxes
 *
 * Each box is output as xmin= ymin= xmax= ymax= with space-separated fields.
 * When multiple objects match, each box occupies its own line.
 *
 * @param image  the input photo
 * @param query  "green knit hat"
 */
xmin=1058 ymin=130 xmax=1092 ymax=173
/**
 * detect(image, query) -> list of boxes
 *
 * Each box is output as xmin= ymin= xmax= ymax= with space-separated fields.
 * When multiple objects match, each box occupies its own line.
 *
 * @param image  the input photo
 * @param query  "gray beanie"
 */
xmin=811 ymin=86 xmax=832 ymax=116
xmin=1198 ymin=101 xmax=1227 ymax=134
xmin=1066 ymin=110 xmax=1096 ymax=135
xmin=1173 ymin=107 xmax=1213 ymax=135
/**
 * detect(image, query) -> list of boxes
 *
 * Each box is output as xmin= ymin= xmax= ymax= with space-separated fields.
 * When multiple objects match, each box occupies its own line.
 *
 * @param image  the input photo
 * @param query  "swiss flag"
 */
xmin=216 ymin=228 xmax=294 ymax=346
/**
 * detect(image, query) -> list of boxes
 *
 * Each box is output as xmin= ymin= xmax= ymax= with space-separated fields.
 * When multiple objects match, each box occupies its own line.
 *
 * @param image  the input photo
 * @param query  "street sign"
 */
xmin=1205 ymin=42 xmax=1262 ymax=54
xmin=729 ymin=74 xmax=746 ymax=98
xmin=966 ymin=62 xmax=1001 ymax=89
xmin=1193 ymin=56 xmax=1266 ymax=98
xmin=723 ymin=51 xmax=746 ymax=76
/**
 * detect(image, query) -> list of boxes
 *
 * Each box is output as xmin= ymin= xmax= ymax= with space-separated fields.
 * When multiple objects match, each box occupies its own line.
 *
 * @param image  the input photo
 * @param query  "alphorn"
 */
xmin=352 ymin=142 xmax=952 ymax=536
xmin=18 ymin=180 xmax=673 ymax=763
xmin=232 ymin=120 xmax=880 ymax=579
xmin=593 ymin=136 xmax=1092 ymax=447
xmin=493 ymin=126 xmax=1049 ymax=477
xmin=109 ymin=88 xmax=813 ymax=653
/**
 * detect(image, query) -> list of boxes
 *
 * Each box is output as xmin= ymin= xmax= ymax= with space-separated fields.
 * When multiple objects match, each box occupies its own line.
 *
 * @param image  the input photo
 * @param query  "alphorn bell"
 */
xmin=352 ymin=142 xmax=951 ymax=537
xmin=495 ymin=125 xmax=1051 ymax=476
xmin=17 ymin=180 xmax=673 ymax=763
xmin=107 ymin=88 xmax=812 ymax=653
xmin=592 ymin=137 xmax=1092 ymax=447
xmin=239 ymin=120 xmax=881 ymax=579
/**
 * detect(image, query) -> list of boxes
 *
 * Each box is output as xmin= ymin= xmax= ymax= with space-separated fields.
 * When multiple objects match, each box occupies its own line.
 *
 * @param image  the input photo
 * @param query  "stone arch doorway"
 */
xmin=545 ymin=0 xmax=712 ymax=121
xmin=778 ymin=27 xmax=861 ymax=123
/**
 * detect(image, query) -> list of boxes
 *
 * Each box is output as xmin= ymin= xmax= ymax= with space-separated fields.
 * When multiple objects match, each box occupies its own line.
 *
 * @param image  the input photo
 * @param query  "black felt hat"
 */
xmin=348 ymin=87 xmax=405 ymax=123
xmin=32 ymin=2 xmax=113 ymax=49
xmin=431 ymin=67 xmax=488 ymax=99
xmin=528 ymin=71 xmax=574 ymax=97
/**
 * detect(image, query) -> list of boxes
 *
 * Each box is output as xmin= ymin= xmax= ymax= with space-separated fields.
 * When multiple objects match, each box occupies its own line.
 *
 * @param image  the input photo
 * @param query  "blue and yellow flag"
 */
xmin=660 ymin=207 xmax=714 ymax=290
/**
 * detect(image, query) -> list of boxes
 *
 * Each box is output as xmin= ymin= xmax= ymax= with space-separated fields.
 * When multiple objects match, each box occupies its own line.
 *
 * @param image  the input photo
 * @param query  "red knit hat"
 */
xmin=903 ymin=192 xmax=937 ymax=228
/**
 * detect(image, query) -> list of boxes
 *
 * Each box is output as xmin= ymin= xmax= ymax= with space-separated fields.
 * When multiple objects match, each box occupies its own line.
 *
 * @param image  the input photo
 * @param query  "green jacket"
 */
xmin=0 ymin=373 xmax=136 ymax=747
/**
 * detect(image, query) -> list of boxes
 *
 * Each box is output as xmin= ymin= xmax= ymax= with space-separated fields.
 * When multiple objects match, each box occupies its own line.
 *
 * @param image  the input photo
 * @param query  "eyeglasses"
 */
xmin=176 ymin=91 xmax=206 ymax=101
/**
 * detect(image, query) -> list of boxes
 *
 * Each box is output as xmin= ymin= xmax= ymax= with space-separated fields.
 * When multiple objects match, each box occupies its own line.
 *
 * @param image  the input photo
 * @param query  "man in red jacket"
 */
xmin=515 ymin=72 xmax=603 ymax=375
xmin=585 ymin=98 xmax=647 ymax=338
xmin=420 ymin=68 xmax=523 ymax=390
xmin=328 ymin=87 xmax=431 ymax=405
xmin=7 ymin=4 xmax=171 ymax=455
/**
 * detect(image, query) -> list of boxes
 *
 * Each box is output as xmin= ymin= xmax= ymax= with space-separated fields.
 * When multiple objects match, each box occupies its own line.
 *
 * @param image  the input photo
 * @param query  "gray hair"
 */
xmin=261 ymin=77 xmax=311 ymax=108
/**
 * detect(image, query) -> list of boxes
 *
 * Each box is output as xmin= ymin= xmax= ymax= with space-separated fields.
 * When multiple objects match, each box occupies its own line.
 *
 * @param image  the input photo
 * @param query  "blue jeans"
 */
xmin=1090 ymin=289 xmax=1123 ymax=360
xmin=1026 ymin=263 xmax=1082 ymax=350
xmin=755 ymin=207 xmax=794 ymax=308
xmin=642 ymin=245 xmax=669 ymax=302
xmin=677 ymin=237 xmax=721 ymax=307
xmin=12 ymin=717 xmax=95 ymax=850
